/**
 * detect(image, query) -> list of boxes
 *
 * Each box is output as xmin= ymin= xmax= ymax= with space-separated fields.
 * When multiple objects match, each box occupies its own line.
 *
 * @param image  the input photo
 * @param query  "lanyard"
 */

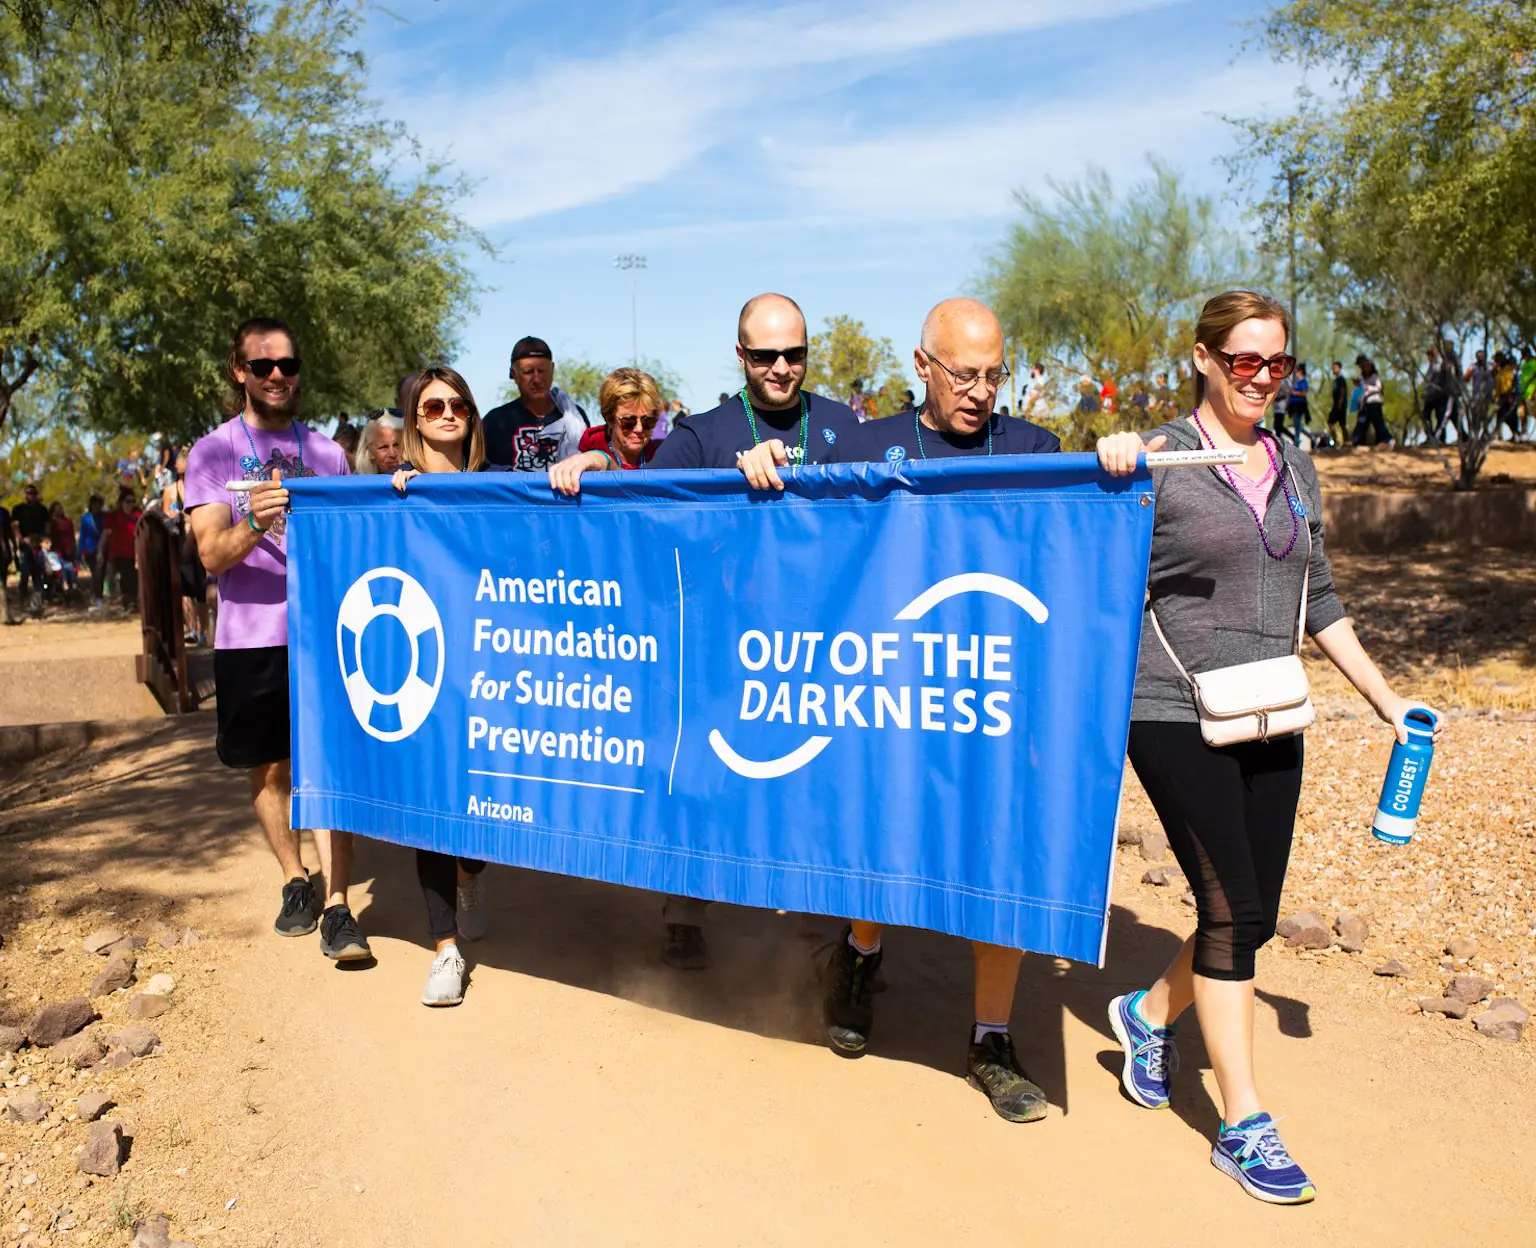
xmin=236 ymin=415 xmax=305 ymax=478
xmin=913 ymin=408 xmax=993 ymax=459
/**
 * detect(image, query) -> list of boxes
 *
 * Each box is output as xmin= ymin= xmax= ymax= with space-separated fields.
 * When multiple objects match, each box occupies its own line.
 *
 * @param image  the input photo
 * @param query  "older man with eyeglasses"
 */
xmin=549 ymin=291 xmax=859 ymax=969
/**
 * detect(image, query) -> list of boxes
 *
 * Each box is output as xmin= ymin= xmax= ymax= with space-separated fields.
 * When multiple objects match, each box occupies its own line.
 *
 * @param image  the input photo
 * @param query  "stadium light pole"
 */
xmin=614 ymin=254 xmax=647 ymax=365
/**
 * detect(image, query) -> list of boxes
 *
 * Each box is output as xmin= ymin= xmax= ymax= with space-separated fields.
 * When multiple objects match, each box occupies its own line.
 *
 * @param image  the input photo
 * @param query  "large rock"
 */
xmin=76 ymin=1092 xmax=115 ymax=1122
xmin=1141 ymin=866 xmax=1183 ymax=887
xmin=144 ymin=973 xmax=175 ymax=997
xmin=126 ymin=993 xmax=170 ymax=1020
xmin=1446 ymin=974 xmax=1495 ymax=1005
xmin=1334 ymin=912 xmax=1370 ymax=953
xmin=0 ymin=1024 xmax=23 ymax=1053
xmin=49 ymin=1033 xmax=105 ymax=1069
xmin=1445 ymin=936 xmax=1478 ymax=962
xmin=130 ymin=1212 xmax=197 ymax=1248
xmin=1277 ymin=911 xmax=1325 ymax=940
xmin=77 ymin=1120 xmax=123 ymax=1177
xmin=1373 ymin=958 xmax=1408 ymax=977
xmin=4 ymin=1089 xmax=51 ymax=1123
xmin=82 ymin=928 xmax=125 ymax=956
xmin=1474 ymin=999 xmax=1529 ymax=1044
xmin=89 ymin=955 xmax=137 ymax=998
xmin=26 ymin=997 xmax=95 ymax=1047
xmin=1116 ymin=825 xmax=1144 ymax=847
xmin=1419 ymin=996 xmax=1471 ymax=1020
xmin=104 ymin=1026 xmax=161 ymax=1058
xmin=101 ymin=934 xmax=147 ymax=959
xmin=1285 ymin=922 xmax=1331 ymax=950
xmin=1138 ymin=827 xmax=1169 ymax=862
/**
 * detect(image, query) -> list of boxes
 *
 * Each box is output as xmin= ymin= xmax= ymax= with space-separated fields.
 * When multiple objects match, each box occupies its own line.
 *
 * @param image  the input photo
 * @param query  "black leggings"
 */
xmin=1127 ymin=721 xmax=1304 ymax=981
xmin=416 ymin=850 xmax=486 ymax=941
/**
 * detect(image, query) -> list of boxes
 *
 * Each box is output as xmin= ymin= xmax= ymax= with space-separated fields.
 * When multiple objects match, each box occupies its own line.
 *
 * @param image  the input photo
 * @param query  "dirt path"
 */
xmin=1 ymin=714 xmax=1532 ymax=1247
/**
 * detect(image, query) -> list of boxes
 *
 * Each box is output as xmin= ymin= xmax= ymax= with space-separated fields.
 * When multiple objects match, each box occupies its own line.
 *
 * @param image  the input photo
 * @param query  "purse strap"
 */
xmin=1148 ymin=459 xmax=1313 ymax=686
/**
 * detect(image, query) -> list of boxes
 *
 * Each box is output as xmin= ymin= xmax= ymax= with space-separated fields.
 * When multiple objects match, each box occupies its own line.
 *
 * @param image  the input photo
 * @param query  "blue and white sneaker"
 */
xmin=1211 ymin=1113 xmax=1317 ymax=1204
xmin=1108 ymin=990 xmax=1179 ymax=1109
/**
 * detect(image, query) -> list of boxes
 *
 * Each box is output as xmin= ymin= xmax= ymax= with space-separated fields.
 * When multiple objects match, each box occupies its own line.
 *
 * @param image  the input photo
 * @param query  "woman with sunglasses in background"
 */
xmin=1096 ymin=291 xmax=1439 ymax=1205
xmin=572 ymin=368 xmax=665 ymax=470
xmin=391 ymin=366 xmax=501 ymax=1006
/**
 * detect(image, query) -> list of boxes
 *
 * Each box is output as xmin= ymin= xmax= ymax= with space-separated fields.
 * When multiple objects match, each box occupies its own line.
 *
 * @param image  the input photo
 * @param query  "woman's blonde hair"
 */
xmin=354 ymin=411 xmax=402 ymax=475
xmin=598 ymin=368 xmax=664 ymax=425
xmin=401 ymin=366 xmax=485 ymax=472
xmin=1192 ymin=290 xmax=1291 ymax=404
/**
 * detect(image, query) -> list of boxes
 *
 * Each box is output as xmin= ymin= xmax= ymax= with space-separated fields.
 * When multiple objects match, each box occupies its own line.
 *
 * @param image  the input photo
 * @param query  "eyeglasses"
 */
xmin=1210 ymin=349 xmax=1297 ymax=381
xmin=245 ymin=357 xmax=302 ymax=379
xmin=740 ymin=345 xmax=808 ymax=368
xmin=613 ymin=414 xmax=659 ymax=432
xmin=418 ymin=396 xmax=473 ymax=421
xmin=922 ymin=351 xmax=1009 ymax=392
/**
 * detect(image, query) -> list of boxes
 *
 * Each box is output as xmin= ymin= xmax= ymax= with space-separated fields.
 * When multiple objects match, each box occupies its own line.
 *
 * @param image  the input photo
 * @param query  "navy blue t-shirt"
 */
xmin=649 ymin=390 xmax=859 ymax=469
xmin=828 ymin=411 xmax=1061 ymax=465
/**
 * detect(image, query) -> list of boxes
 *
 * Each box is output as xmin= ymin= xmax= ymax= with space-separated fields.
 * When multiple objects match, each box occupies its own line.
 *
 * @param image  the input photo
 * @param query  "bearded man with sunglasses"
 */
xmin=549 ymin=292 xmax=858 ymax=969
xmin=185 ymin=317 xmax=371 ymax=964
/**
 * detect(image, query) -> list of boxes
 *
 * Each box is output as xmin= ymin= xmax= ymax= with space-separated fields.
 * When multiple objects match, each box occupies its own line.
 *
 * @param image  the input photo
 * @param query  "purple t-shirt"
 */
xmin=184 ymin=415 xmax=350 ymax=650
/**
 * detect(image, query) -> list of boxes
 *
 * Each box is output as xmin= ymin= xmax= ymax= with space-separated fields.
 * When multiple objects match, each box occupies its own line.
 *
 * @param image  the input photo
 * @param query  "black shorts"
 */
xmin=215 ymin=645 xmax=291 ymax=769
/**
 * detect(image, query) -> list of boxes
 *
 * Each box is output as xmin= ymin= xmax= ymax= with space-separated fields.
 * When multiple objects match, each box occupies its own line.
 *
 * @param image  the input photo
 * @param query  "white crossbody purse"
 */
xmin=1148 ymin=469 xmax=1316 ymax=747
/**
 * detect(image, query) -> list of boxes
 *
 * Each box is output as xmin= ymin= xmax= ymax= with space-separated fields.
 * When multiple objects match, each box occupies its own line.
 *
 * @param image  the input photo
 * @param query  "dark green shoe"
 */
xmin=966 ymin=1031 xmax=1047 ymax=1123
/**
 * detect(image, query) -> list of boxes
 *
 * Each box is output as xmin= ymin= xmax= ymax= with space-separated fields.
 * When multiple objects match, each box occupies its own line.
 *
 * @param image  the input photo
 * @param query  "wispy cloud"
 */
xmin=392 ymin=0 xmax=1182 ymax=226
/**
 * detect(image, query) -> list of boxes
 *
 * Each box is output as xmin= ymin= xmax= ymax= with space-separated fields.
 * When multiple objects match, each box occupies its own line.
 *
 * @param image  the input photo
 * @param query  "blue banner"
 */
xmin=287 ymin=456 xmax=1155 ymax=964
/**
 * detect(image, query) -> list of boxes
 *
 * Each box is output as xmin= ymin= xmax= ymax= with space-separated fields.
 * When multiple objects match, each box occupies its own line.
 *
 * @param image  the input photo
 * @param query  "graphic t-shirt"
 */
xmin=828 ymin=411 xmax=1061 ymax=464
xmin=650 ymin=391 xmax=858 ymax=469
xmin=481 ymin=396 xmax=591 ymax=471
xmin=184 ymin=415 xmax=351 ymax=650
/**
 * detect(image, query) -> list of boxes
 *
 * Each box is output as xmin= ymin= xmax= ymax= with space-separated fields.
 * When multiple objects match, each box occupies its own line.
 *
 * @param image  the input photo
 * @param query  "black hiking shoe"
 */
xmin=318 ymin=905 xmax=372 ymax=963
xmin=823 ymin=928 xmax=881 ymax=1055
xmin=966 ymin=1031 xmax=1048 ymax=1123
xmin=274 ymin=875 xmax=318 ymax=937
xmin=662 ymin=923 xmax=710 ymax=970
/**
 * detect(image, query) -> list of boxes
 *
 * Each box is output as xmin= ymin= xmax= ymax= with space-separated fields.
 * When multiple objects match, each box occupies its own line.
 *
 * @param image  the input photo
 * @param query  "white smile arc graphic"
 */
xmin=709 ymin=573 xmax=1047 ymax=780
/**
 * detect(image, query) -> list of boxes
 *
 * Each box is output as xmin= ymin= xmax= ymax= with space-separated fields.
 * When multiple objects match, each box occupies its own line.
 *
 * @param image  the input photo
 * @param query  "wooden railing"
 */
xmin=134 ymin=510 xmax=196 ymax=713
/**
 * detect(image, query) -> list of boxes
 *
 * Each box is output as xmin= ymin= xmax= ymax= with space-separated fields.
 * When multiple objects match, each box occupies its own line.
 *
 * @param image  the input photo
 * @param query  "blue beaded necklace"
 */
xmin=913 ymin=407 xmax=993 ymax=459
xmin=237 ymin=414 xmax=306 ymax=478
xmin=740 ymin=387 xmax=808 ymax=464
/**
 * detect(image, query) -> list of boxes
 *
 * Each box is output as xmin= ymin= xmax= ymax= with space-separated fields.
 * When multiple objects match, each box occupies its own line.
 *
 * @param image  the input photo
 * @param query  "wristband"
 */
xmin=247 ymin=511 xmax=270 ymax=534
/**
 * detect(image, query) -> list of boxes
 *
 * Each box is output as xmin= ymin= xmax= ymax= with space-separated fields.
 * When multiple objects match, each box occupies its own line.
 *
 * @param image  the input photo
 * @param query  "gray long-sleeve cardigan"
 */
xmin=1132 ymin=418 xmax=1347 ymax=723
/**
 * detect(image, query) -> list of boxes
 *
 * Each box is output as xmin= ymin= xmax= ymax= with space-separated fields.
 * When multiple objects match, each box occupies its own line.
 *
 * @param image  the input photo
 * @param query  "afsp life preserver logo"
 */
xmin=336 ymin=568 xmax=444 ymax=742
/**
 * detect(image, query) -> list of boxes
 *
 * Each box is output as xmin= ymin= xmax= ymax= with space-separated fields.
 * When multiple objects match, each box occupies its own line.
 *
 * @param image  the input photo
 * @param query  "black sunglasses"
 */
xmin=614 ymin=414 xmax=660 ymax=432
xmin=740 ymin=345 xmax=808 ymax=368
xmin=245 ymin=357 xmax=302 ymax=379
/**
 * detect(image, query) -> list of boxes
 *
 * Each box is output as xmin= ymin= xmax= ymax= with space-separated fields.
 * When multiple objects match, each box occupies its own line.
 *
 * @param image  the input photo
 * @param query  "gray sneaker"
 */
xmin=456 ymin=873 xmax=487 ymax=942
xmin=421 ymin=945 xmax=466 ymax=1007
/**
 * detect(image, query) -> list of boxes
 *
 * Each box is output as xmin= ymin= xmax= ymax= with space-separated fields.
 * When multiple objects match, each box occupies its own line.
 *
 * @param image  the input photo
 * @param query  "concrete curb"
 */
xmin=0 ymin=712 xmax=213 ymax=764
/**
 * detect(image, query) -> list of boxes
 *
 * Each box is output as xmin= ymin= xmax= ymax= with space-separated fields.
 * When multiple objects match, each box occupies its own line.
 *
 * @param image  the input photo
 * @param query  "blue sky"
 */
xmin=360 ymin=0 xmax=1298 ymax=411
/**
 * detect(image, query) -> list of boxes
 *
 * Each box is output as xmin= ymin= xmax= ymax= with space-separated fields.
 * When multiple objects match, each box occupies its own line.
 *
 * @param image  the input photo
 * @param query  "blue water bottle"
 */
xmin=1371 ymin=708 xmax=1438 ymax=845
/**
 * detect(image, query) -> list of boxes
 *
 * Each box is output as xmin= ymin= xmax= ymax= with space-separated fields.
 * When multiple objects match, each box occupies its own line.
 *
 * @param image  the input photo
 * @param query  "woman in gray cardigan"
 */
xmin=1096 ymin=290 xmax=1440 ymax=1205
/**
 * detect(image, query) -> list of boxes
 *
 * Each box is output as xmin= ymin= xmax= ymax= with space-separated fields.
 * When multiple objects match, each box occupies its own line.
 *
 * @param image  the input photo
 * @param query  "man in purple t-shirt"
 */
xmin=186 ymin=317 xmax=371 ymax=963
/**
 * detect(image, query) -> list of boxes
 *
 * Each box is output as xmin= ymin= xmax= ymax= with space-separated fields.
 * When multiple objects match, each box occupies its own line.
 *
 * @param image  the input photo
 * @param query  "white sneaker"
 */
xmin=421 ymin=945 xmax=466 ymax=1007
xmin=456 ymin=873 xmax=487 ymax=942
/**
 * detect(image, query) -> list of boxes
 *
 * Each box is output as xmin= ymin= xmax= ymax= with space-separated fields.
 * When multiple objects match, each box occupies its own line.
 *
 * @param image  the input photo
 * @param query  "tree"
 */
xmin=0 ymin=0 xmax=481 ymax=443
xmin=4 ymin=0 xmax=249 ymax=65
xmin=803 ymin=316 xmax=908 ymax=418
xmin=983 ymin=159 xmax=1239 ymax=447
xmin=1236 ymin=0 xmax=1536 ymax=486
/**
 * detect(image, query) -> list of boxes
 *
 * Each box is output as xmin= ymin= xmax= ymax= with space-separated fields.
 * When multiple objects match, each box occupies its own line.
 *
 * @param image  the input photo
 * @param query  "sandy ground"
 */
xmin=0 ymin=696 xmax=1533 ymax=1248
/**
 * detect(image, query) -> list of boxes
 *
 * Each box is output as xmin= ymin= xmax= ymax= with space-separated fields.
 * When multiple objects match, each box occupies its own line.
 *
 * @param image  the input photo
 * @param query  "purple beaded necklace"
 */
xmin=1190 ymin=408 xmax=1299 ymax=560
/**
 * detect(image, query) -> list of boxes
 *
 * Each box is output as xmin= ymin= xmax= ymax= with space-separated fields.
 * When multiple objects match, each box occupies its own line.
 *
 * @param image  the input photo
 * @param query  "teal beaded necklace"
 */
xmin=913 ymin=407 xmax=993 ymax=459
xmin=740 ymin=387 xmax=809 ymax=464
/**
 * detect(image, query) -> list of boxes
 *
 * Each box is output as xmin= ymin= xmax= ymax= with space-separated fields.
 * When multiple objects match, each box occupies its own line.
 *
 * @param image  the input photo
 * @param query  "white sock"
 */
xmin=848 ymin=931 xmax=881 ymax=956
xmin=973 ymin=1021 xmax=1009 ymax=1043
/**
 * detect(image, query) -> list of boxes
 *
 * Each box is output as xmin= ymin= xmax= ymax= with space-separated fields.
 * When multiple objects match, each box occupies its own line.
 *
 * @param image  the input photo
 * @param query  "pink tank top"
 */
xmin=1229 ymin=457 xmax=1277 ymax=514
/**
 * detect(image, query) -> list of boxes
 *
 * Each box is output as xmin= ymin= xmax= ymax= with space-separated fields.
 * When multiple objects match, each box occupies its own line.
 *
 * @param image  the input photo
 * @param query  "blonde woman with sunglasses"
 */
xmin=392 ymin=366 xmax=503 ymax=1005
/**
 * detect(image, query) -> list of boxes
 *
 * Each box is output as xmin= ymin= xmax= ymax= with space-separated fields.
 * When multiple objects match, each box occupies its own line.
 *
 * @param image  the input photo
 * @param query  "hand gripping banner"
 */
xmin=287 ymin=456 xmax=1155 ymax=964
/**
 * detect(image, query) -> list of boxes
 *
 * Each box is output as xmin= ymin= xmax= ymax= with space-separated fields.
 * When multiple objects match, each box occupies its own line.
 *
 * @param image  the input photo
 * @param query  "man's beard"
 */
xmin=248 ymin=385 xmax=300 ymax=421
xmin=744 ymin=371 xmax=802 ymax=411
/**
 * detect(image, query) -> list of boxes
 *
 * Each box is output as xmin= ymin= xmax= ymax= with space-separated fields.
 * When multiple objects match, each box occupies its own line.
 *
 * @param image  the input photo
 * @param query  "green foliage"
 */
xmin=0 ymin=0 xmax=482 ymax=442
xmin=983 ymin=159 xmax=1241 ymax=447
xmin=803 ymin=316 xmax=909 ymax=418
xmin=0 ymin=399 xmax=145 ymax=517
xmin=1237 ymin=0 xmax=1536 ymax=485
